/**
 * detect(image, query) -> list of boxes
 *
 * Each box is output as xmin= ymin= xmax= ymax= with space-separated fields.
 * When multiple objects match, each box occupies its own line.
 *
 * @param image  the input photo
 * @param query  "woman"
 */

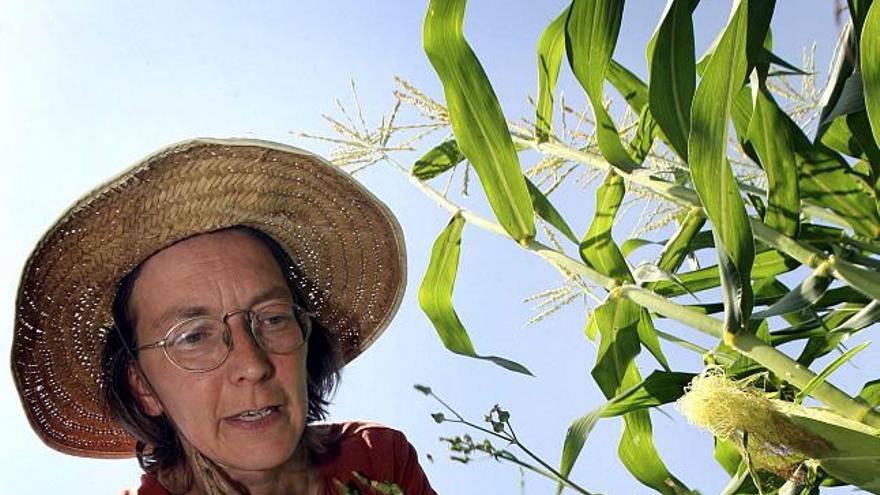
xmin=12 ymin=138 xmax=437 ymax=494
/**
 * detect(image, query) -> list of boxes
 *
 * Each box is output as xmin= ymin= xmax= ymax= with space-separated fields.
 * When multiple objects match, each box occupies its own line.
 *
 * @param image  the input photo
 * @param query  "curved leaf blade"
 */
xmin=418 ymin=214 xmax=532 ymax=375
xmin=686 ymin=0 xmax=760 ymax=334
xmin=648 ymin=0 xmax=696 ymax=160
xmin=863 ymin=2 xmax=880 ymax=150
xmin=579 ymin=170 xmax=633 ymax=282
xmin=525 ymin=177 xmax=579 ymax=244
xmin=423 ymin=0 xmax=536 ymax=243
xmin=565 ymin=0 xmax=639 ymax=170
xmin=412 ymin=139 xmax=465 ymax=180
xmin=747 ymin=70 xmax=800 ymax=237
xmin=536 ymin=7 xmax=569 ymax=142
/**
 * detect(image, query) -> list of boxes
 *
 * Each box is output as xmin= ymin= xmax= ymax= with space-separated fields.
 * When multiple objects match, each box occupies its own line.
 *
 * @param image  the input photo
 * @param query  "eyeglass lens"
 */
xmin=166 ymin=305 xmax=305 ymax=371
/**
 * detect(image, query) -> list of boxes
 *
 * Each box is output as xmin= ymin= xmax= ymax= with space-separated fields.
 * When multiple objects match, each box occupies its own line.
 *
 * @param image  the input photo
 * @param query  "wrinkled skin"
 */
xmin=127 ymin=229 xmax=317 ymax=494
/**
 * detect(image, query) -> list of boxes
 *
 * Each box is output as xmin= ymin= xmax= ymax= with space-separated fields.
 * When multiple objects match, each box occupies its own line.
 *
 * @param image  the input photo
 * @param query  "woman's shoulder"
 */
xmin=312 ymin=420 xmax=436 ymax=494
xmin=313 ymin=420 xmax=407 ymax=445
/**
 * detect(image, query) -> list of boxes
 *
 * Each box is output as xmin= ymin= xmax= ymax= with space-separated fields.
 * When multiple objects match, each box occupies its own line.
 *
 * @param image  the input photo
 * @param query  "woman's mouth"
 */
xmin=225 ymin=405 xmax=282 ymax=429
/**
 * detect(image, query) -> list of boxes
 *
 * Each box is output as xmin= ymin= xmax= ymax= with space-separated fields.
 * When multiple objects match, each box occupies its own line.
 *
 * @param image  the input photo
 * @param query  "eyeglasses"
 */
xmin=135 ymin=303 xmax=312 ymax=372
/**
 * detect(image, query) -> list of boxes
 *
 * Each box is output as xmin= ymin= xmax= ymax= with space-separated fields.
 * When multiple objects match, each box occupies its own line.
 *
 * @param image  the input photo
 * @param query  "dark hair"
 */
xmin=101 ymin=226 xmax=341 ymax=474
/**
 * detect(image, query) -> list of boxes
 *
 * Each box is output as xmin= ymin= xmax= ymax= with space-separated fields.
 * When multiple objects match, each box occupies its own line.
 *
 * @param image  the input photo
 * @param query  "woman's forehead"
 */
xmin=127 ymin=230 xmax=291 ymax=325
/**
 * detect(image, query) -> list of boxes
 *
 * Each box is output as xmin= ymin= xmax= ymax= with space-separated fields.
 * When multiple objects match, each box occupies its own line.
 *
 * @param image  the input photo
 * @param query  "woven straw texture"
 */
xmin=12 ymin=138 xmax=406 ymax=458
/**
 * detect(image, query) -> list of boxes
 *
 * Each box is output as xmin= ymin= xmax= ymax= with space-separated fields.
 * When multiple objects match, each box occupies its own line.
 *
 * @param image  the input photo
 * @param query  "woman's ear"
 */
xmin=127 ymin=364 xmax=163 ymax=416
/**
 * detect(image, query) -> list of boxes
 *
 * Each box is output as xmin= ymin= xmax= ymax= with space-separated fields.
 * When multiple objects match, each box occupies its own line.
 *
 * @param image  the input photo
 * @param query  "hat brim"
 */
xmin=12 ymin=138 xmax=406 ymax=458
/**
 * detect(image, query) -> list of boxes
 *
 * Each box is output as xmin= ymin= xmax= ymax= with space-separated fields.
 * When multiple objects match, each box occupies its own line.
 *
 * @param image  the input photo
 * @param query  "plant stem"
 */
xmin=619 ymin=286 xmax=880 ymax=428
xmin=524 ymin=138 xmax=880 ymax=307
xmin=388 ymin=154 xmax=880 ymax=428
xmin=438 ymin=406 xmax=597 ymax=494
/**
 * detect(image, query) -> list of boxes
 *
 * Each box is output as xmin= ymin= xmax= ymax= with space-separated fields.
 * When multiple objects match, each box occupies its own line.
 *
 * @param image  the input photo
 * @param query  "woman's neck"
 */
xmin=181 ymin=443 xmax=320 ymax=495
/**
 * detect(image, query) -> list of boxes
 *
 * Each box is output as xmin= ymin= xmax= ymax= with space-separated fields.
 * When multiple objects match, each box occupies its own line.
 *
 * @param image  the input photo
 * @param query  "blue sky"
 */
xmin=1 ymin=1 xmax=875 ymax=494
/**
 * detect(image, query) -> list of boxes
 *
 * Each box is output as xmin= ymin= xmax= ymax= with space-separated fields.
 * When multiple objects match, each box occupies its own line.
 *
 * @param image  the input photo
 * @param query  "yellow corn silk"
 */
xmin=678 ymin=367 xmax=880 ymax=493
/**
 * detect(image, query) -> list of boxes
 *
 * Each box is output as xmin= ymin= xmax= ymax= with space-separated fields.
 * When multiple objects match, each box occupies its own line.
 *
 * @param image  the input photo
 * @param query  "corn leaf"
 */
xmin=784 ymin=406 xmax=880 ymax=493
xmin=622 ymin=238 xmax=662 ymax=256
xmin=418 ymin=214 xmax=532 ymax=375
xmin=565 ymin=0 xmax=638 ymax=170
xmin=653 ymin=249 xmax=798 ymax=297
xmin=556 ymin=408 xmax=604 ymax=495
xmin=859 ymin=379 xmax=880 ymax=407
xmin=817 ymin=22 xmax=857 ymax=131
xmin=795 ymin=342 xmax=871 ymax=403
xmin=656 ymin=209 xmax=707 ymax=274
xmin=831 ymin=256 xmax=880 ymax=300
xmin=861 ymin=1 xmax=880 ymax=203
xmin=536 ymin=6 xmax=569 ymax=142
xmin=865 ymin=2 xmax=880 ymax=148
xmin=789 ymin=113 xmax=880 ymax=239
xmin=747 ymin=70 xmax=800 ymax=237
xmin=618 ymin=410 xmax=689 ymax=495
xmin=849 ymin=0 xmax=873 ymax=45
xmin=751 ymin=266 xmax=831 ymax=320
xmin=424 ymin=0 xmax=536 ymax=243
xmin=648 ymin=0 xmax=696 ymax=160
xmin=600 ymin=370 xmax=695 ymax=417
xmin=687 ymin=0 xmax=761 ymax=334
xmin=412 ymin=139 xmax=465 ymax=180
xmin=579 ymin=170 xmax=632 ymax=282
xmin=608 ymin=59 xmax=649 ymax=113
xmin=525 ymin=177 xmax=579 ymax=244
xmin=564 ymin=298 xmax=688 ymax=495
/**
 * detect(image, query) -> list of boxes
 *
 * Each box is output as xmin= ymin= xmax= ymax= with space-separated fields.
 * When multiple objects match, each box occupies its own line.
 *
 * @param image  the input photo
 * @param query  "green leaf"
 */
xmin=418 ymin=214 xmax=532 ymax=375
xmin=412 ymin=139 xmax=465 ymax=180
xmin=817 ymin=23 xmax=857 ymax=131
xmin=796 ymin=342 xmax=871 ymax=403
xmin=423 ymin=0 xmax=536 ymax=244
xmin=747 ymin=69 xmax=800 ymax=237
xmin=565 ymin=0 xmax=639 ymax=170
xmin=784 ymin=406 xmax=880 ymax=492
xmin=618 ymin=409 xmax=690 ymax=495
xmin=622 ymin=238 xmax=661 ymax=256
xmin=536 ymin=6 xmax=569 ymax=142
xmin=686 ymin=0 xmax=760 ymax=334
xmin=859 ymin=379 xmax=880 ymax=408
xmin=831 ymin=256 xmax=880 ymax=301
xmin=600 ymin=370 xmax=695 ymax=417
xmin=648 ymin=0 xmax=696 ymax=160
xmin=578 ymin=298 xmax=689 ymax=495
xmin=637 ymin=307 xmax=671 ymax=371
xmin=865 ymin=3 xmax=880 ymax=145
xmin=556 ymin=407 xmax=604 ymax=495
xmin=579 ymin=170 xmax=633 ymax=282
xmin=794 ymin=128 xmax=880 ymax=239
xmin=608 ymin=59 xmax=649 ymax=113
xmin=525 ymin=177 xmax=579 ymax=244
xmin=836 ymin=301 xmax=880 ymax=334
xmin=557 ymin=371 xmax=696 ymax=493
xmin=751 ymin=266 xmax=832 ymax=320
xmin=653 ymin=249 xmax=798 ymax=297
xmin=627 ymin=105 xmax=659 ymax=163
xmin=656 ymin=208 xmax=707 ymax=275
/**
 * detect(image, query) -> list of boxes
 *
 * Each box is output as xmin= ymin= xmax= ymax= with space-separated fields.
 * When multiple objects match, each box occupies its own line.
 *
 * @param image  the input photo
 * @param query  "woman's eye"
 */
xmin=262 ymin=314 xmax=293 ymax=327
xmin=171 ymin=326 xmax=214 ymax=348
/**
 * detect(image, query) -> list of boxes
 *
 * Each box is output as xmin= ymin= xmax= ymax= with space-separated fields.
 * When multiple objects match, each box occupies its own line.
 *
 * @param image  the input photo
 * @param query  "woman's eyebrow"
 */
xmin=151 ymin=305 xmax=213 ymax=332
xmin=246 ymin=286 xmax=294 ymax=307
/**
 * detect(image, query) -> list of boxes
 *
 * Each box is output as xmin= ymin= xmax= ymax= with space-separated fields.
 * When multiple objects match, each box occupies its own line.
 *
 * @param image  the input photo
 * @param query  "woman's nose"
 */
xmin=225 ymin=313 xmax=274 ymax=383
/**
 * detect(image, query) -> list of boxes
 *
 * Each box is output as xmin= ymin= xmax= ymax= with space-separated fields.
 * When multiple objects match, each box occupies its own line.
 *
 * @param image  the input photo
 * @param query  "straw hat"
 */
xmin=12 ymin=137 xmax=406 ymax=458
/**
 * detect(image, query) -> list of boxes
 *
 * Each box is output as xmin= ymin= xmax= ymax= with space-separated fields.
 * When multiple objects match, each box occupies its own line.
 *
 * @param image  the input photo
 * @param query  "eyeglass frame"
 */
xmin=134 ymin=302 xmax=314 ymax=373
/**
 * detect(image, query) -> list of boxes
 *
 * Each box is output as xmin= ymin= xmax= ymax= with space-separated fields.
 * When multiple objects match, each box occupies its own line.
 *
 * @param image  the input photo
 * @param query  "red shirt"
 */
xmin=130 ymin=422 xmax=437 ymax=494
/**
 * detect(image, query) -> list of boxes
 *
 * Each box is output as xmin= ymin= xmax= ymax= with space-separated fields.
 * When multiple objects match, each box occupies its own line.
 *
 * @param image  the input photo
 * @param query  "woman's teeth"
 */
xmin=236 ymin=406 xmax=273 ymax=421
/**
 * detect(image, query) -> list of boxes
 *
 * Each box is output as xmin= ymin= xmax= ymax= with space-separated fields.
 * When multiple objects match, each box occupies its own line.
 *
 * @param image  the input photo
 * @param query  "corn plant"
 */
xmin=303 ymin=0 xmax=880 ymax=493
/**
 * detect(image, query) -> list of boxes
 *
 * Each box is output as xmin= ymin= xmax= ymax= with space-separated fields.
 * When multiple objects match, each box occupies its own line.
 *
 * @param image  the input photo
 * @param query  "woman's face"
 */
xmin=126 ymin=229 xmax=309 ymax=474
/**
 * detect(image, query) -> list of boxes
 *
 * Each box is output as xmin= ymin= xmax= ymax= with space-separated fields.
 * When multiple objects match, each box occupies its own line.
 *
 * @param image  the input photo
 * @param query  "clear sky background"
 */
xmin=1 ymin=1 xmax=877 ymax=494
